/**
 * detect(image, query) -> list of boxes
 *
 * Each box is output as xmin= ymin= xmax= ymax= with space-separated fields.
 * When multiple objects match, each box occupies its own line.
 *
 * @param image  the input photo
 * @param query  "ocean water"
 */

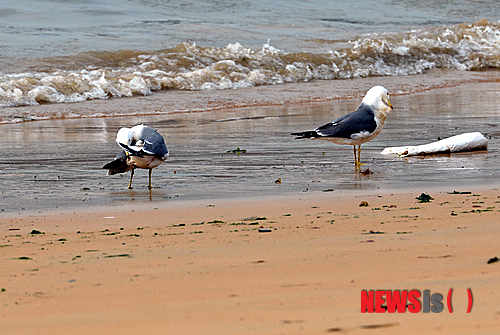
xmin=1 ymin=0 xmax=500 ymax=117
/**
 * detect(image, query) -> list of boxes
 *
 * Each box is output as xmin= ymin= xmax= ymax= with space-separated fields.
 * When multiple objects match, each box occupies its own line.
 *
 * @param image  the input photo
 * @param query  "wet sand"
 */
xmin=1 ymin=189 xmax=500 ymax=334
xmin=1 ymin=70 xmax=499 ymax=213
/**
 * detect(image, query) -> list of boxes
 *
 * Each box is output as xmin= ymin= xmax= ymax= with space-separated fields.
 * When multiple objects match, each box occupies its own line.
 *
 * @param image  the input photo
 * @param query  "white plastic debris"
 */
xmin=381 ymin=132 xmax=488 ymax=157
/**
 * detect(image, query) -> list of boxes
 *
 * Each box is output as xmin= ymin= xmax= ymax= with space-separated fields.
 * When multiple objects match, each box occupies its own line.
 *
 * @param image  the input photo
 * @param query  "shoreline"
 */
xmin=2 ymin=187 xmax=500 ymax=334
xmin=2 ymin=180 xmax=499 ymax=219
xmin=1 ymin=76 xmax=499 ymax=214
xmin=3 ymin=69 xmax=500 ymax=124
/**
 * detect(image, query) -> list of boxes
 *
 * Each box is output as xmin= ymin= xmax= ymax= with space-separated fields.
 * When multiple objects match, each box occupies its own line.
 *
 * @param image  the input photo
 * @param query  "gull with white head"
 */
xmin=292 ymin=86 xmax=393 ymax=168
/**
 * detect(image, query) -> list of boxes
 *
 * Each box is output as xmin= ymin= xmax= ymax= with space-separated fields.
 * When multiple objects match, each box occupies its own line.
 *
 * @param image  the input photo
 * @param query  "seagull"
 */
xmin=103 ymin=124 xmax=169 ymax=189
xmin=291 ymin=86 xmax=393 ymax=168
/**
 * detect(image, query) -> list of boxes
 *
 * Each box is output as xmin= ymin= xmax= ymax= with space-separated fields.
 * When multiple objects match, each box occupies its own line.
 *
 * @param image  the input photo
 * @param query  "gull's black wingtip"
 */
xmin=103 ymin=151 xmax=130 ymax=175
xmin=291 ymin=130 xmax=319 ymax=139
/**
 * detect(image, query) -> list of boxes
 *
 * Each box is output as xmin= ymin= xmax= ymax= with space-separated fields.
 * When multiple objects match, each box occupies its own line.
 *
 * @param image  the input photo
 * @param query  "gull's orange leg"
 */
xmin=355 ymin=145 xmax=365 ymax=168
xmin=128 ymin=169 xmax=135 ymax=189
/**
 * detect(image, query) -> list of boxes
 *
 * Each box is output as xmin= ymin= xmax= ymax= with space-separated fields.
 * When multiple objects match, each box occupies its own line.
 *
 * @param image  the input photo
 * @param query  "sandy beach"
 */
xmin=1 ymin=188 xmax=500 ymax=334
xmin=2 ymin=2 xmax=500 ymax=333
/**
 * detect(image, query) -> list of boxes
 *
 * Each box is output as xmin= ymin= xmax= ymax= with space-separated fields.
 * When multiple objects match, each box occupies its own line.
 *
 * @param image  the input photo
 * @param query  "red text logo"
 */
xmin=361 ymin=289 xmax=473 ymax=313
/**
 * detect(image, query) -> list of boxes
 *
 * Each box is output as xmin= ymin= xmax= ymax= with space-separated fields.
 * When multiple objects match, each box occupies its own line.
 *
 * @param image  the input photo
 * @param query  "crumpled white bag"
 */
xmin=380 ymin=132 xmax=488 ymax=157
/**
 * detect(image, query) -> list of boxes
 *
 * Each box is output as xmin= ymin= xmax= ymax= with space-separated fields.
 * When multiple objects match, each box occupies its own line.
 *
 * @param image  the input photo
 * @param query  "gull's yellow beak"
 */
xmin=385 ymin=97 xmax=393 ymax=110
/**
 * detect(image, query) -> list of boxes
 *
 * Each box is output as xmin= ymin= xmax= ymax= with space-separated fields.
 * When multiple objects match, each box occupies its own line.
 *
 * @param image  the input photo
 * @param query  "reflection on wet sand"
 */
xmin=0 ymin=82 xmax=498 ymax=213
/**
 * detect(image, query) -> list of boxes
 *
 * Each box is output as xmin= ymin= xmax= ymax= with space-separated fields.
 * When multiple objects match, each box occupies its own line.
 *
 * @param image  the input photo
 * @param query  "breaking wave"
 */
xmin=1 ymin=19 xmax=499 ymax=108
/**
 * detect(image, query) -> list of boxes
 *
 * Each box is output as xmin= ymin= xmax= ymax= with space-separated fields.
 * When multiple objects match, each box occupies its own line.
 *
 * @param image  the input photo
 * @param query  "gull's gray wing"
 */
xmin=138 ymin=127 xmax=169 ymax=158
xmin=315 ymin=103 xmax=377 ymax=139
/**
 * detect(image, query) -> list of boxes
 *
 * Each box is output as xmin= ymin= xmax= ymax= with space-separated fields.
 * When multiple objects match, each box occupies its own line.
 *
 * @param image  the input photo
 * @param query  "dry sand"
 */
xmin=2 ymin=188 xmax=500 ymax=334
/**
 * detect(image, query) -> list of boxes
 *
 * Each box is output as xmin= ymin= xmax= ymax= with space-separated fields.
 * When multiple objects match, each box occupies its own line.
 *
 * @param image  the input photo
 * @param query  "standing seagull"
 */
xmin=292 ymin=86 xmax=393 ymax=167
xmin=103 ymin=124 xmax=169 ymax=189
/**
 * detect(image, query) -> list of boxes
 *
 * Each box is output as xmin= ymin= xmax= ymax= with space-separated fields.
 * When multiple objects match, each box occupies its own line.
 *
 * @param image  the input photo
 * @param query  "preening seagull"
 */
xmin=103 ymin=124 xmax=169 ymax=189
xmin=291 ymin=86 xmax=393 ymax=167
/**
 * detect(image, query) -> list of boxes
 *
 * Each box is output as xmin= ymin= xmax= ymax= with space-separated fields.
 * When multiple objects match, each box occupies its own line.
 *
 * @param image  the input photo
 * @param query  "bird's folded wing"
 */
xmin=142 ymin=132 xmax=169 ymax=158
xmin=316 ymin=107 xmax=377 ymax=139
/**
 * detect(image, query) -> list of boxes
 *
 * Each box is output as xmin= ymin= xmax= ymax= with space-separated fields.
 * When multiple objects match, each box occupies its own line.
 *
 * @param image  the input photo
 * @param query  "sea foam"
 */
xmin=1 ymin=20 xmax=499 ymax=109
